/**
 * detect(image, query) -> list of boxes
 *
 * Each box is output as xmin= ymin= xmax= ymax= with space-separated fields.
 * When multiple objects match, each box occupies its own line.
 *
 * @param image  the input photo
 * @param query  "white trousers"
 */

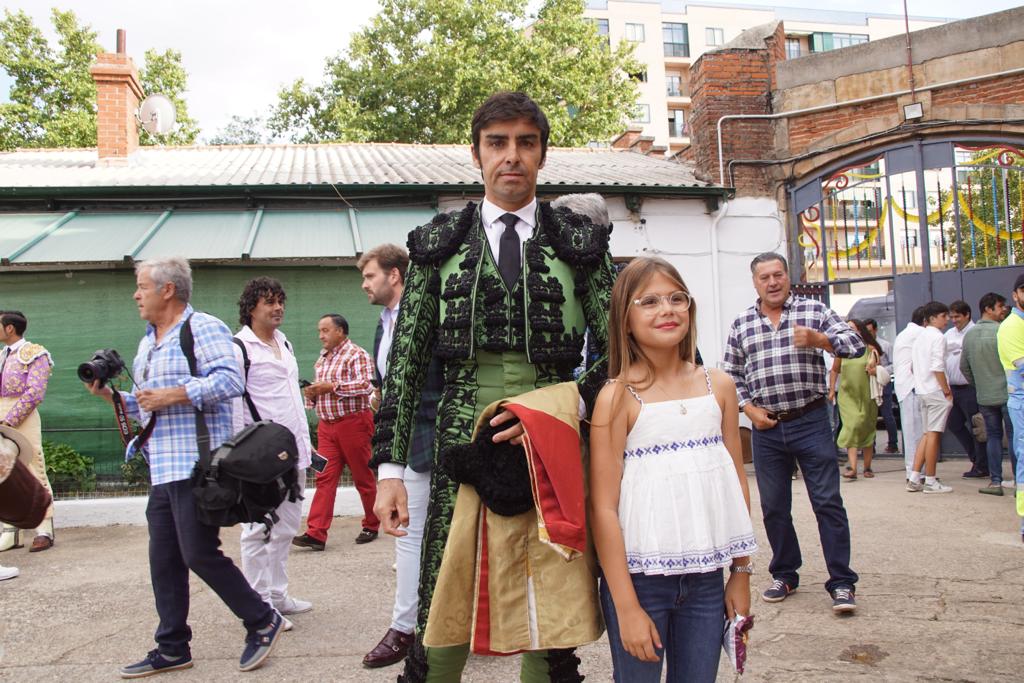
xmin=241 ymin=468 xmax=306 ymax=605
xmin=899 ymin=393 xmax=924 ymax=477
xmin=391 ymin=466 xmax=431 ymax=634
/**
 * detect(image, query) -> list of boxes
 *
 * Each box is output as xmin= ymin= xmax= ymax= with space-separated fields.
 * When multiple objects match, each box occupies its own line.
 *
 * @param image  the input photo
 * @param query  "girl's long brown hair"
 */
xmin=608 ymin=257 xmax=698 ymax=390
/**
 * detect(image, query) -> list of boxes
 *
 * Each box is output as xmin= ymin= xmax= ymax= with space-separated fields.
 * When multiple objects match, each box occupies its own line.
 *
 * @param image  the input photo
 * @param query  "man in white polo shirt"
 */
xmin=233 ymin=277 xmax=313 ymax=622
xmin=893 ymin=306 xmax=927 ymax=479
xmin=907 ymin=301 xmax=954 ymax=494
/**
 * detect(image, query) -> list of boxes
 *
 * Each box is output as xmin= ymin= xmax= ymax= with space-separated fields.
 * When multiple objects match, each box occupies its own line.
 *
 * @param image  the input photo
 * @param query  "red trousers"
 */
xmin=305 ymin=409 xmax=379 ymax=542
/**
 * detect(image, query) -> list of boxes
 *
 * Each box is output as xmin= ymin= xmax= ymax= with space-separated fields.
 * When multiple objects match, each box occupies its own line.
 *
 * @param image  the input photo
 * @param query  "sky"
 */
xmin=0 ymin=0 xmax=1020 ymax=141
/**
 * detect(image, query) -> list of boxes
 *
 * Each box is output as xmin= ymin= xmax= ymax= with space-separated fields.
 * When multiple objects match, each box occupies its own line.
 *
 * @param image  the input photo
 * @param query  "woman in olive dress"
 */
xmin=829 ymin=319 xmax=882 ymax=479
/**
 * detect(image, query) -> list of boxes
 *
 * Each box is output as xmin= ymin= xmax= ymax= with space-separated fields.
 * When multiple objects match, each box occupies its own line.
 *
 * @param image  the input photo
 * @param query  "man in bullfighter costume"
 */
xmin=0 ymin=310 xmax=56 ymax=553
xmin=372 ymin=92 xmax=615 ymax=682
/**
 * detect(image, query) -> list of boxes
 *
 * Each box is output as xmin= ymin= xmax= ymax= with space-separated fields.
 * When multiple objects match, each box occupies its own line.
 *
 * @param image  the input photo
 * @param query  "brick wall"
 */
xmin=89 ymin=53 xmax=144 ymax=160
xmin=689 ymin=23 xmax=785 ymax=195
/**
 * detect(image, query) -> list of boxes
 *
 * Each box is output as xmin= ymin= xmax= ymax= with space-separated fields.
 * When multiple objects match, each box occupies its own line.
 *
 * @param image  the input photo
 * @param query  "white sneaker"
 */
xmin=274 ymin=596 xmax=313 ymax=615
xmin=0 ymin=565 xmax=19 ymax=581
xmin=906 ymin=480 xmax=923 ymax=492
xmin=923 ymin=480 xmax=953 ymax=494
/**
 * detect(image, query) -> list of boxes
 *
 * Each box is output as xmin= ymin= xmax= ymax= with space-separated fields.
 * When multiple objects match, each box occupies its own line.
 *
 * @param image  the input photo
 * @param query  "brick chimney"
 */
xmin=89 ymin=29 xmax=144 ymax=160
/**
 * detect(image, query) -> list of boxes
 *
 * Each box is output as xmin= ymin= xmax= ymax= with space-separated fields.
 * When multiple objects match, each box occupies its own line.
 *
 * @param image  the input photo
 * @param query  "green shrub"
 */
xmin=43 ymin=440 xmax=96 ymax=492
xmin=120 ymin=452 xmax=150 ymax=487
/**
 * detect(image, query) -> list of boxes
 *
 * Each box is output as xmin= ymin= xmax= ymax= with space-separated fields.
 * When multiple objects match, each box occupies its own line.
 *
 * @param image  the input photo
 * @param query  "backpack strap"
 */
xmin=179 ymin=313 xmax=212 ymax=464
xmin=232 ymin=337 xmax=263 ymax=422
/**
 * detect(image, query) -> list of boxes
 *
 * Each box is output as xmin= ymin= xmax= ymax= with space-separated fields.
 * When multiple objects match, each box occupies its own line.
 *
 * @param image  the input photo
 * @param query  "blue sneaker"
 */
xmin=239 ymin=611 xmax=283 ymax=672
xmin=831 ymin=586 xmax=857 ymax=613
xmin=761 ymin=578 xmax=795 ymax=603
xmin=120 ymin=649 xmax=192 ymax=678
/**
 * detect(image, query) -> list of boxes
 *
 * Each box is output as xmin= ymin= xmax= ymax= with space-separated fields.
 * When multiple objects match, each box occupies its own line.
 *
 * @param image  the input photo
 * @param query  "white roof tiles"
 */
xmin=0 ymin=143 xmax=713 ymax=191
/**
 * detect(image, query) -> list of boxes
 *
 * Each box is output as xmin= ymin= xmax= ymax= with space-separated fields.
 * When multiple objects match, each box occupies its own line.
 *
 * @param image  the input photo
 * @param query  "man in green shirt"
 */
xmin=961 ymin=292 xmax=1011 ymax=495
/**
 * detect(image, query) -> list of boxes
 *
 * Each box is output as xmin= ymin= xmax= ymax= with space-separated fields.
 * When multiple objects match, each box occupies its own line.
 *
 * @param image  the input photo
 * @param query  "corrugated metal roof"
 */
xmin=0 ymin=143 xmax=713 ymax=191
xmin=0 ymin=206 xmax=437 ymax=265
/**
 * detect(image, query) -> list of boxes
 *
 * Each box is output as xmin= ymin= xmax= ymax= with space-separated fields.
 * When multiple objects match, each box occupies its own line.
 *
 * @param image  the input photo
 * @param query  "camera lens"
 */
xmin=77 ymin=360 xmax=103 ymax=383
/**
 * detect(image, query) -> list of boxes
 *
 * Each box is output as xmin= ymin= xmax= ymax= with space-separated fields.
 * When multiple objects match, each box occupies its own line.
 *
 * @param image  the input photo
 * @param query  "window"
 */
xmin=663 ymin=22 xmax=689 ymax=57
xmin=584 ymin=0 xmax=608 ymax=8
xmin=705 ymin=27 xmax=724 ymax=47
xmin=809 ymin=32 xmax=868 ymax=52
xmin=632 ymin=104 xmax=651 ymax=124
xmin=590 ymin=18 xmax=610 ymax=46
xmin=665 ymin=74 xmax=682 ymax=97
xmin=625 ymin=23 xmax=645 ymax=42
xmin=669 ymin=110 xmax=687 ymax=137
xmin=785 ymin=38 xmax=802 ymax=59
xmin=629 ymin=70 xmax=648 ymax=83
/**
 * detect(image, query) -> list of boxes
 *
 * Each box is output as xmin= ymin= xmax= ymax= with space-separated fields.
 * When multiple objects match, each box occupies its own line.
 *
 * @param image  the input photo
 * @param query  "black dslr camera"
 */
xmin=77 ymin=349 xmax=126 ymax=388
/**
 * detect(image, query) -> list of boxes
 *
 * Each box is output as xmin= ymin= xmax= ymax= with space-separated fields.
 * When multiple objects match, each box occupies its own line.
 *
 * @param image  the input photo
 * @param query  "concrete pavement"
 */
xmin=1 ymin=459 xmax=1021 ymax=682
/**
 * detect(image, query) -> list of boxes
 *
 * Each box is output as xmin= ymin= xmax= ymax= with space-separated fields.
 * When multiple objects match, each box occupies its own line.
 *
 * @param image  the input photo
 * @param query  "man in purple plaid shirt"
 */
xmin=723 ymin=253 xmax=864 ymax=615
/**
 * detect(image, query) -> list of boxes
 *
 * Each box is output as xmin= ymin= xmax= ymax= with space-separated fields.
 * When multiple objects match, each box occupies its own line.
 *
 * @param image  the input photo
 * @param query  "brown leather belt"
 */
xmin=770 ymin=396 xmax=826 ymax=423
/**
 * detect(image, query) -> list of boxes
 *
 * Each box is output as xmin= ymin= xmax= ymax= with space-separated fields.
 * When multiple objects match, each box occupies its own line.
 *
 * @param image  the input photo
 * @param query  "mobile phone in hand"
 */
xmin=310 ymin=450 xmax=328 ymax=473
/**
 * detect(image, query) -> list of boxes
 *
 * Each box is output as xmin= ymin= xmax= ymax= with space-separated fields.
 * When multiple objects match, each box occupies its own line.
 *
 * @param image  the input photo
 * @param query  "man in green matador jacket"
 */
xmin=371 ymin=92 xmax=615 ymax=683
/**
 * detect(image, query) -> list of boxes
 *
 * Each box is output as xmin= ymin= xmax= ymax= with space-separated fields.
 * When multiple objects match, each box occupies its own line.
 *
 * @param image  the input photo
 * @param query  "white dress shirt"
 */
xmin=377 ymin=303 xmax=399 ymax=381
xmin=912 ymin=326 xmax=947 ymax=396
xmin=943 ymin=321 xmax=974 ymax=386
xmin=893 ymin=322 xmax=923 ymax=402
xmin=480 ymin=197 xmax=536 ymax=262
xmin=232 ymin=326 xmax=312 ymax=469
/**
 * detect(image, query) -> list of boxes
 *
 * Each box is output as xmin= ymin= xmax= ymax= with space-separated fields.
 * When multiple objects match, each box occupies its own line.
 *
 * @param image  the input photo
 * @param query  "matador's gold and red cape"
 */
xmin=424 ymin=382 xmax=604 ymax=654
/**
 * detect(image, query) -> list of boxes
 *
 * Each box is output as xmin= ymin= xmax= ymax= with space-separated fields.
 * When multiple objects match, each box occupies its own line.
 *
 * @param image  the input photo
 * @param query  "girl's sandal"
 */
xmin=842 ymin=470 xmax=857 ymax=480
xmin=864 ymin=469 xmax=875 ymax=478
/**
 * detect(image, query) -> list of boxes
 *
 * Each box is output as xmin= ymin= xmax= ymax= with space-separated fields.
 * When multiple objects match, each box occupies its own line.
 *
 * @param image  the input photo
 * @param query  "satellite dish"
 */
xmin=138 ymin=94 xmax=177 ymax=135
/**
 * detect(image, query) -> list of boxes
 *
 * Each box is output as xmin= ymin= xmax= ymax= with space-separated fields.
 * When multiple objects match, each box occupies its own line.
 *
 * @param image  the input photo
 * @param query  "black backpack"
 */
xmin=181 ymin=316 xmax=302 ymax=535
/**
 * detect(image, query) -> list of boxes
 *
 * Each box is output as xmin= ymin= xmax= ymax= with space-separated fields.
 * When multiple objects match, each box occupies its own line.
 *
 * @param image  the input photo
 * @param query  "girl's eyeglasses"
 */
xmin=632 ymin=291 xmax=692 ymax=313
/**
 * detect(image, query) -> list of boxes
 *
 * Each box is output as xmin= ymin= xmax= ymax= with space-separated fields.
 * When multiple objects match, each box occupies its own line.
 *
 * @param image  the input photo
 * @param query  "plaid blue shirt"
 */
xmin=121 ymin=306 xmax=243 ymax=485
xmin=723 ymin=295 xmax=864 ymax=413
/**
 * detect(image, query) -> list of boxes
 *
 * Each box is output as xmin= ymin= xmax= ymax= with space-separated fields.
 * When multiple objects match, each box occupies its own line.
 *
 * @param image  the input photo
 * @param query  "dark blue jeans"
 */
xmin=600 ymin=570 xmax=724 ymax=683
xmin=751 ymin=404 xmax=858 ymax=593
xmin=979 ymin=404 xmax=1015 ymax=484
xmin=947 ymin=384 xmax=984 ymax=467
xmin=147 ymin=479 xmax=272 ymax=657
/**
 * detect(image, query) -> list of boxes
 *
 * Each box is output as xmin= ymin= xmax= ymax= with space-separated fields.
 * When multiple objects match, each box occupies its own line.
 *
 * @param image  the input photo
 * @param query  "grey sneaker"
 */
xmin=831 ymin=586 xmax=857 ymax=613
xmin=761 ymin=578 xmax=795 ymax=603
xmin=274 ymin=596 xmax=313 ymax=615
xmin=239 ymin=612 xmax=283 ymax=672
xmin=906 ymin=479 xmax=924 ymax=492
xmin=120 ymin=649 xmax=193 ymax=679
xmin=979 ymin=484 xmax=1004 ymax=496
xmin=923 ymin=479 xmax=953 ymax=494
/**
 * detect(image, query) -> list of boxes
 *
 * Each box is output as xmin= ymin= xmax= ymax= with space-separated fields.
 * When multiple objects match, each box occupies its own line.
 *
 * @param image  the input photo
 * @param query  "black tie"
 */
xmin=497 ymin=212 xmax=521 ymax=291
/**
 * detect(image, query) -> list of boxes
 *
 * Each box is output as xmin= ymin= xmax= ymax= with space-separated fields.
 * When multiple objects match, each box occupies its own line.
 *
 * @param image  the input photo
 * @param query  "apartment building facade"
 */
xmin=584 ymin=0 xmax=950 ymax=154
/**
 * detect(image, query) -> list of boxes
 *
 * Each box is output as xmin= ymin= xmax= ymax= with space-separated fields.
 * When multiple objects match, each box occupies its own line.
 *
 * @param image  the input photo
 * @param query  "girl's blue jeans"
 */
xmin=599 ymin=569 xmax=724 ymax=683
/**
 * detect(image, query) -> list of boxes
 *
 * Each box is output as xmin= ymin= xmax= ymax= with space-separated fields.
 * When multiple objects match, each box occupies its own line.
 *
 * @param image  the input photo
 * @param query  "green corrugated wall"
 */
xmin=0 ymin=265 xmax=380 ymax=475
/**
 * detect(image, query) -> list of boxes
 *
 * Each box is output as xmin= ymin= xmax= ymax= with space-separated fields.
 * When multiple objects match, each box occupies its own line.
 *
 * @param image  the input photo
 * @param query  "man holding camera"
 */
xmin=232 ymin=277 xmax=313 ymax=624
xmin=85 ymin=257 xmax=282 ymax=677
xmin=0 ymin=310 xmax=55 ymax=554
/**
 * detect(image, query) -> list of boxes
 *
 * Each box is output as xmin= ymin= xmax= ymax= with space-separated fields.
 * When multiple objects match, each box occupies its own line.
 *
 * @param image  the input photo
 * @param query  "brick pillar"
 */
xmin=89 ymin=51 xmax=144 ymax=160
xmin=689 ymin=22 xmax=785 ymax=196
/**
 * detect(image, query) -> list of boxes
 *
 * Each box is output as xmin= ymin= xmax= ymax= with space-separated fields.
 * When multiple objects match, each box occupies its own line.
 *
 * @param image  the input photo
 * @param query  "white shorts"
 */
xmin=918 ymin=391 xmax=953 ymax=433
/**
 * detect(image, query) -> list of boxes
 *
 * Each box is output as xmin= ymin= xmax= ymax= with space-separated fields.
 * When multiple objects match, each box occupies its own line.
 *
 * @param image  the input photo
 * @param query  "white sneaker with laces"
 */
xmin=0 ymin=565 xmax=18 ymax=581
xmin=906 ymin=480 xmax=923 ymax=492
xmin=923 ymin=479 xmax=953 ymax=494
xmin=274 ymin=596 xmax=313 ymax=615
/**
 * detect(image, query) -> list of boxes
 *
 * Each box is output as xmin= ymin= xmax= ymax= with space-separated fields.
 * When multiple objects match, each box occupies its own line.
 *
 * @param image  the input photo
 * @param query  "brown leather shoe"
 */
xmin=362 ymin=628 xmax=412 ymax=668
xmin=29 ymin=535 xmax=53 ymax=553
xmin=355 ymin=528 xmax=378 ymax=544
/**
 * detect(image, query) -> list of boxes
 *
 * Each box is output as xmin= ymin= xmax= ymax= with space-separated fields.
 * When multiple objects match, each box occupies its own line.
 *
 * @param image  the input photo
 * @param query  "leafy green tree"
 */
xmin=0 ymin=8 xmax=197 ymax=150
xmin=945 ymin=149 xmax=1024 ymax=269
xmin=270 ymin=0 xmax=641 ymax=146
xmin=207 ymin=114 xmax=274 ymax=145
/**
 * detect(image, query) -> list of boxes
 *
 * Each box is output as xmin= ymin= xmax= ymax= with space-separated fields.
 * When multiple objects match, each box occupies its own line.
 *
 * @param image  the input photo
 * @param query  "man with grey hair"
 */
xmin=550 ymin=193 xmax=610 ymax=228
xmin=723 ymin=252 xmax=864 ymax=614
xmin=85 ymin=256 xmax=283 ymax=677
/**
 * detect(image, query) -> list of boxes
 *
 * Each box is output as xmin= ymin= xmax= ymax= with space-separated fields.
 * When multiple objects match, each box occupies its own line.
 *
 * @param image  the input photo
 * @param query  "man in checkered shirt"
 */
xmin=723 ymin=252 xmax=864 ymax=615
xmin=85 ymin=257 xmax=282 ymax=676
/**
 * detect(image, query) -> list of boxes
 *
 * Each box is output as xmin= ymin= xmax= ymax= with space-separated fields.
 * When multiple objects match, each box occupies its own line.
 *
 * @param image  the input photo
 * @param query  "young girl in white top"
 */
xmin=590 ymin=257 xmax=757 ymax=682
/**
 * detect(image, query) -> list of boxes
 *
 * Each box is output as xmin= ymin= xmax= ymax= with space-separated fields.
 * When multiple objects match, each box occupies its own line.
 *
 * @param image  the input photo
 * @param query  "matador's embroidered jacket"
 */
xmin=0 ymin=339 xmax=53 ymax=427
xmin=370 ymin=201 xmax=616 ymax=470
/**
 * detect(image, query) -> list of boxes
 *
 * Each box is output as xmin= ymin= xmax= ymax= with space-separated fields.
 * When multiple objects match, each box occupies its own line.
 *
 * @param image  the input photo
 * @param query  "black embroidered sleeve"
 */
xmin=371 ymin=255 xmax=441 ymax=469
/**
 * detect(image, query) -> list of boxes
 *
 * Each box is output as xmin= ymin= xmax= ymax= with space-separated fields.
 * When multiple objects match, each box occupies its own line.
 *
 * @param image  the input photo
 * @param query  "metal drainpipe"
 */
xmin=716 ymin=65 xmax=1024 ymax=186
xmin=709 ymin=199 xmax=729 ymax=364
